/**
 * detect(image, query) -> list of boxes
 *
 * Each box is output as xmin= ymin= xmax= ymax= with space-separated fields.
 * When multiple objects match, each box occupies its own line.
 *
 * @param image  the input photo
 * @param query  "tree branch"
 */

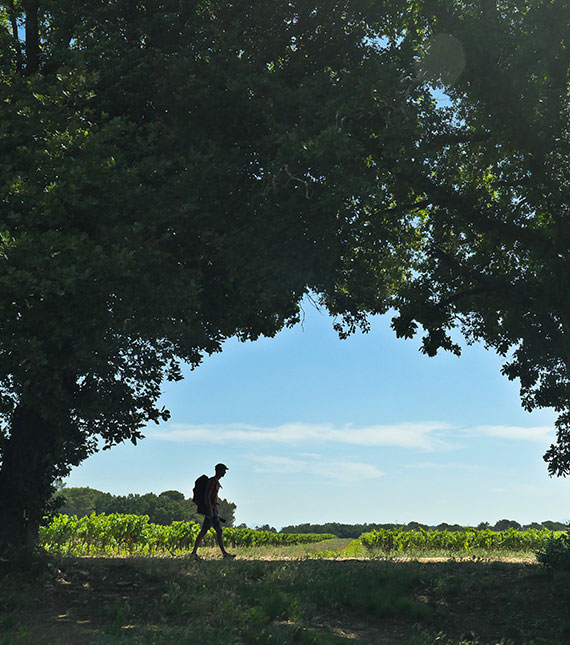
xmin=430 ymin=244 xmax=512 ymax=305
xmin=423 ymin=131 xmax=491 ymax=149
xmin=401 ymin=172 xmax=546 ymax=249
xmin=437 ymin=285 xmax=497 ymax=308
xmin=370 ymin=199 xmax=430 ymax=218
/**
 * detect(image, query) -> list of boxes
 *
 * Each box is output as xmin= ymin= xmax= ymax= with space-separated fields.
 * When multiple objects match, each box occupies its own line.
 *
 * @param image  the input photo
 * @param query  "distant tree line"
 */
xmin=280 ymin=519 xmax=568 ymax=538
xmin=52 ymin=487 xmax=236 ymax=527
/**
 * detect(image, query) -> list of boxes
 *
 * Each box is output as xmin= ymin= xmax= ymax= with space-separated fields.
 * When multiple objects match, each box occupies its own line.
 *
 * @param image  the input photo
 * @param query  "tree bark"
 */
xmin=7 ymin=0 xmax=23 ymax=73
xmin=24 ymin=0 xmax=40 ymax=75
xmin=0 ymin=403 xmax=58 ymax=554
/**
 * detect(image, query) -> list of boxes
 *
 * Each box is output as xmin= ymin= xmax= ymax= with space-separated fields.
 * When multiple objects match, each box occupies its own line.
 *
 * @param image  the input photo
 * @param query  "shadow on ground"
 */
xmin=1 ymin=556 xmax=569 ymax=644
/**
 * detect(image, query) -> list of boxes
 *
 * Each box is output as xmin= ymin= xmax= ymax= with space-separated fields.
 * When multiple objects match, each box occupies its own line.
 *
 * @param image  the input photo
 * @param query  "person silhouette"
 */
xmin=191 ymin=463 xmax=235 ymax=559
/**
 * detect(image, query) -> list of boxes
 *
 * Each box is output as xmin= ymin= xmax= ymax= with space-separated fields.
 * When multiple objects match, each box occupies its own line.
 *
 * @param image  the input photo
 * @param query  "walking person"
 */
xmin=192 ymin=463 xmax=235 ymax=559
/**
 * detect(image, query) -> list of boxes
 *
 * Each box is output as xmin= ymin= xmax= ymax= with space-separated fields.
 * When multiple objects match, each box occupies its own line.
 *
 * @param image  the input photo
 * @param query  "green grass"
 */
xmin=2 ymin=542 xmax=570 ymax=644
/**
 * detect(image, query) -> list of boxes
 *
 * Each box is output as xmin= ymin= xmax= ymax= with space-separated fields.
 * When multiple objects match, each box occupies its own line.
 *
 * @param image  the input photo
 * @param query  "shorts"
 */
xmin=201 ymin=509 xmax=222 ymax=531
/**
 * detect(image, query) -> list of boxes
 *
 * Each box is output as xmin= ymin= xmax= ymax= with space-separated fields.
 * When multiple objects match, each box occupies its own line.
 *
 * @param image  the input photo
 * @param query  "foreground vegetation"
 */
xmin=2 ymin=540 xmax=570 ymax=644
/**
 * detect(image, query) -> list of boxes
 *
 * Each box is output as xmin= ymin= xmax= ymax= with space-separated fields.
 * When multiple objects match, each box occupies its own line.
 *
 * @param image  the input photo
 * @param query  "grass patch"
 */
xmin=1 ymin=543 xmax=570 ymax=644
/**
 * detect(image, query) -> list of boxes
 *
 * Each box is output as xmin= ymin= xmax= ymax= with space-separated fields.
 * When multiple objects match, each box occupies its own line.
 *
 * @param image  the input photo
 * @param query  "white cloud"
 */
xmin=146 ymin=422 xmax=555 ymax=456
xmin=252 ymin=456 xmax=306 ymax=473
xmin=251 ymin=454 xmax=383 ymax=482
xmin=404 ymin=461 xmax=487 ymax=471
xmin=473 ymin=425 xmax=555 ymax=442
xmin=148 ymin=421 xmax=453 ymax=451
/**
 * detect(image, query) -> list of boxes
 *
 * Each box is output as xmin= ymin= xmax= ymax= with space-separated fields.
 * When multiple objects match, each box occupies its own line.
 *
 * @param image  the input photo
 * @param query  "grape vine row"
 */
xmin=40 ymin=514 xmax=335 ymax=555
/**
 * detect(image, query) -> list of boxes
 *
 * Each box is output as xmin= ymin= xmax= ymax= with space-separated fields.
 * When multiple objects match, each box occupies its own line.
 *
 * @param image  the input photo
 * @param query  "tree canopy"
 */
xmin=388 ymin=0 xmax=570 ymax=477
xmin=0 ymin=0 xmax=569 ymax=553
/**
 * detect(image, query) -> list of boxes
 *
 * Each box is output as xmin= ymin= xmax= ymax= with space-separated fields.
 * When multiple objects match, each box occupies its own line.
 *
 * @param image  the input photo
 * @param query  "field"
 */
xmin=2 ymin=520 xmax=570 ymax=644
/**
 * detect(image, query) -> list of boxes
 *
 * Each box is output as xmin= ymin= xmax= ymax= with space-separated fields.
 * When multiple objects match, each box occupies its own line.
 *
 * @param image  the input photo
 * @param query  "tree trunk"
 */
xmin=24 ymin=0 xmax=40 ymax=75
xmin=7 ymin=0 xmax=23 ymax=73
xmin=0 ymin=403 xmax=58 ymax=555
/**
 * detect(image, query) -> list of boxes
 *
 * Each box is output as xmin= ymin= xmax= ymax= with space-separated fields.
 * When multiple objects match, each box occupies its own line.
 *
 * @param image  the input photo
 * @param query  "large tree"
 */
xmin=0 ymin=0 xmax=421 ymax=552
xmin=0 ymin=0 xmax=569 ymax=555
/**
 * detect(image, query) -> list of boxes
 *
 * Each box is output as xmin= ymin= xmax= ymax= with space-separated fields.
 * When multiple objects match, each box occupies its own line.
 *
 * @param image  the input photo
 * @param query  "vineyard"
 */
xmin=39 ymin=514 xmax=335 ymax=555
xmin=38 ymin=514 xmax=564 ymax=559
xmin=359 ymin=526 xmax=560 ymax=555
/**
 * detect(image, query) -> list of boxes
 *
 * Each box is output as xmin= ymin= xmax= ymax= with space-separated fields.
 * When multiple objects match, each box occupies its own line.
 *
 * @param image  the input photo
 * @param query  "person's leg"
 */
xmin=215 ymin=526 xmax=234 ymax=557
xmin=191 ymin=527 xmax=208 ymax=554
xmin=192 ymin=517 xmax=211 ymax=555
xmin=212 ymin=513 xmax=234 ymax=557
xmin=214 ymin=525 xmax=226 ymax=554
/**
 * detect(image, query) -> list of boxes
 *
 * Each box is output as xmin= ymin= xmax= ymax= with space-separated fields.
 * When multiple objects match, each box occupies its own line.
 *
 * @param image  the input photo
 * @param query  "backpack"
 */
xmin=192 ymin=474 xmax=209 ymax=514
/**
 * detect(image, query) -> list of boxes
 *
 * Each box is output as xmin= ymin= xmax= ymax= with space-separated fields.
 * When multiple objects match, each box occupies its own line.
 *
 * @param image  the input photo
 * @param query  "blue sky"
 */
xmin=65 ymin=299 xmax=569 ymax=529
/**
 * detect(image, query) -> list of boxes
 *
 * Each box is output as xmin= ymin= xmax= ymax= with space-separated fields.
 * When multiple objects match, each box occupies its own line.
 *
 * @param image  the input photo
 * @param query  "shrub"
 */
xmin=536 ymin=529 xmax=570 ymax=570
